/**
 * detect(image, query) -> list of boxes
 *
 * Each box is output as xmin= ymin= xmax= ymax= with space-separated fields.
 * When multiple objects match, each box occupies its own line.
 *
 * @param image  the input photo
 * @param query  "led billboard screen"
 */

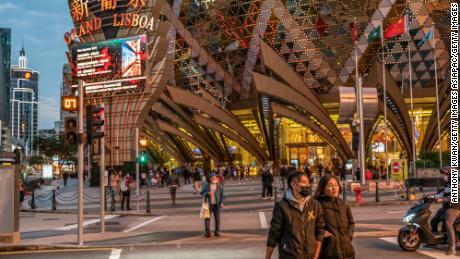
xmin=71 ymin=35 xmax=147 ymax=94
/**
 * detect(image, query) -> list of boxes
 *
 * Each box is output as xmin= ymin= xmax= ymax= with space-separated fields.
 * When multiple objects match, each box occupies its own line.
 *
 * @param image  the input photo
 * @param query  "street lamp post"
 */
xmin=77 ymin=81 xmax=84 ymax=246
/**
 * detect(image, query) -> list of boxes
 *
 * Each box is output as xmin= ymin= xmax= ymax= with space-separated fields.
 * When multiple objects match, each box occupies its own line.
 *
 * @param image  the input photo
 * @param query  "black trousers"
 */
xmin=430 ymin=207 xmax=445 ymax=233
xmin=205 ymin=204 xmax=221 ymax=234
xmin=262 ymin=184 xmax=268 ymax=198
xmin=121 ymin=190 xmax=130 ymax=210
xmin=267 ymin=185 xmax=273 ymax=197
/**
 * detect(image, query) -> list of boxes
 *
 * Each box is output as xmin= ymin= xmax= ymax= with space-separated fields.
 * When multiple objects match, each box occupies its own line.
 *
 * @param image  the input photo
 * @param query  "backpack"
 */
xmin=120 ymin=178 xmax=128 ymax=192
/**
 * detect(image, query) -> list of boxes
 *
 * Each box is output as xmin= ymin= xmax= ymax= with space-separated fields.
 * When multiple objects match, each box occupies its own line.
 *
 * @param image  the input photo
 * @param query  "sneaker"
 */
xmin=204 ymin=233 xmax=211 ymax=238
xmin=214 ymin=232 xmax=220 ymax=237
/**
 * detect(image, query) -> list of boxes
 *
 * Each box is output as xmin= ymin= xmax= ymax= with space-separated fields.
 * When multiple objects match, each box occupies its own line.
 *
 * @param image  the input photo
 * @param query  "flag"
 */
xmin=315 ymin=16 xmax=327 ymax=36
xmin=417 ymin=27 xmax=433 ymax=47
xmin=351 ymin=22 xmax=358 ymax=43
xmin=367 ymin=26 xmax=381 ymax=43
xmin=384 ymin=15 xmax=407 ymax=39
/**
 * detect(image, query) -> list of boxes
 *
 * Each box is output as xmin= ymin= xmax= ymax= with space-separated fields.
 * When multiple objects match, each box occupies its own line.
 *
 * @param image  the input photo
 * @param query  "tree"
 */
xmin=28 ymin=155 xmax=45 ymax=166
xmin=34 ymin=136 xmax=77 ymax=173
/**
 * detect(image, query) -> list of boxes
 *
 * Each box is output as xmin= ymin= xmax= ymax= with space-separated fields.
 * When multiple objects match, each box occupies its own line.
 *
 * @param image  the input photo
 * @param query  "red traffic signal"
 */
xmin=64 ymin=117 xmax=78 ymax=145
xmin=86 ymin=104 xmax=105 ymax=145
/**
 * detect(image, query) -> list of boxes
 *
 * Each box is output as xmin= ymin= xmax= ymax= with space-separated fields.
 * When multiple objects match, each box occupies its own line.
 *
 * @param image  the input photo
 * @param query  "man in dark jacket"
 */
xmin=266 ymin=171 xmax=325 ymax=259
xmin=261 ymin=167 xmax=269 ymax=199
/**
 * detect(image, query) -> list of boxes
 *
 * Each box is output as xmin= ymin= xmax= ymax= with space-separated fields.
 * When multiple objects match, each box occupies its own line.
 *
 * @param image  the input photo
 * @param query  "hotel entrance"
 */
xmin=285 ymin=143 xmax=331 ymax=171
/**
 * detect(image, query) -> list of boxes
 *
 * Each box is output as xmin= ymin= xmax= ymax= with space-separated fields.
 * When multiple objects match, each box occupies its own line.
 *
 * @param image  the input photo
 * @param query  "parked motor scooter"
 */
xmin=398 ymin=194 xmax=460 ymax=251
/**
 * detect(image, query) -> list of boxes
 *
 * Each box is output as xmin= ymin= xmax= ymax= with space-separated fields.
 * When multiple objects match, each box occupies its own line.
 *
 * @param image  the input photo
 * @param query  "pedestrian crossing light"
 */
xmin=64 ymin=117 xmax=78 ymax=145
xmin=139 ymin=151 xmax=147 ymax=164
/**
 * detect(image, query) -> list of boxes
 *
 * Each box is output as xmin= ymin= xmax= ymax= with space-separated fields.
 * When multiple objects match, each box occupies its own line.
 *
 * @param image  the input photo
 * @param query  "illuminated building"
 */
xmin=10 ymin=47 xmax=39 ymax=156
xmin=0 ymin=28 xmax=11 ymax=128
xmin=66 ymin=0 xmax=451 ymax=173
xmin=60 ymin=63 xmax=75 ymax=133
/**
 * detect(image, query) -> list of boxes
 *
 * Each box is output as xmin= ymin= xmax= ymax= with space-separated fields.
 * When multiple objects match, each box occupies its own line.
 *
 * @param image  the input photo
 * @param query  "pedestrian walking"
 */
xmin=168 ymin=172 xmax=180 ymax=205
xmin=267 ymin=168 xmax=274 ymax=199
xmin=110 ymin=171 xmax=120 ymax=202
xmin=280 ymin=164 xmax=288 ymax=190
xmin=63 ymin=172 xmax=69 ymax=187
xmin=317 ymin=163 xmax=323 ymax=178
xmin=193 ymin=168 xmax=202 ymax=194
xmin=120 ymin=172 xmax=132 ymax=211
xmin=184 ymin=167 xmax=191 ymax=185
xmin=201 ymin=173 xmax=225 ymax=237
xmin=315 ymin=175 xmax=355 ymax=259
xmin=340 ymin=164 xmax=346 ymax=181
xmin=304 ymin=164 xmax=313 ymax=183
xmin=239 ymin=165 xmax=245 ymax=181
xmin=261 ymin=166 xmax=269 ymax=199
xmin=324 ymin=164 xmax=331 ymax=176
xmin=161 ymin=168 xmax=169 ymax=188
xmin=265 ymin=171 xmax=324 ymax=259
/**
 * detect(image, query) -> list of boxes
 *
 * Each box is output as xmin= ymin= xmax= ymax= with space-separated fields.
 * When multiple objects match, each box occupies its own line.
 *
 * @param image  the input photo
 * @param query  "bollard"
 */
xmin=406 ymin=183 xmax=410 ymax=201
xmin=31 ymin=189 xmax=36 ymax=209
xmin=111 ymin=189 xmax=115 ymax=211
xmin=146 ymin=190 xmax=151 ymax=213
xmin=52 ymin=190 xmax=57 ymax=210
xmin=375 ymin=181 xmax=380 ymax=203
xmin=355 ymin=187 xmax=362 ymax=205
xmin=104 ymin=187 xmax=107 ymax=211
xmin=274 ymin=186 xmax=278 ymax=205
xmin=342 ymin=182 xmax=347 ymax=202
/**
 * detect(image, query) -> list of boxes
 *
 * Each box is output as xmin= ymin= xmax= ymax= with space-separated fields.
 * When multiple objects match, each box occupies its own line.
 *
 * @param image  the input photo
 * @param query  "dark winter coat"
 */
xmin=317 ymin=195 xmax=355 ymax=259
xmin=267 ymin=196 xmax=325 ymax=259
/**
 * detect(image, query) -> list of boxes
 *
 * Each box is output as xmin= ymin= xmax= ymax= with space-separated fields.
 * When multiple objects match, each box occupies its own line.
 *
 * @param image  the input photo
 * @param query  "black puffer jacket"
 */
xmin=267 ymin=195 xmax=325 ymax=259
xmin=317 ymin=195 xmax=355 ymax=259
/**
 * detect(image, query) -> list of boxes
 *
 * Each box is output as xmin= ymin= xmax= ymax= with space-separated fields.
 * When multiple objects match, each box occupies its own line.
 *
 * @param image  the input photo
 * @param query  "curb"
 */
xmin=0 ymin=244 xmax=84 ymax=253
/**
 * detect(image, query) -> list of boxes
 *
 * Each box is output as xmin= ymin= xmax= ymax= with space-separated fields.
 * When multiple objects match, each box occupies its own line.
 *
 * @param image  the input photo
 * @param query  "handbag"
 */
xmin=200 ymin=198 xmax=210 ymax=219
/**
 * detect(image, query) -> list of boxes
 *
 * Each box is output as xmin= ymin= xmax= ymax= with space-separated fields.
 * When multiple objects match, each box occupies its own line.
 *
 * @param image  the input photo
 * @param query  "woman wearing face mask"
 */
xmin=266 ymin=171 xmax=325 ymax=259
xmin=201 ymin=173 xmax=225 ymax=237
xmin=314 ymin=175 xmax=355 ymax=259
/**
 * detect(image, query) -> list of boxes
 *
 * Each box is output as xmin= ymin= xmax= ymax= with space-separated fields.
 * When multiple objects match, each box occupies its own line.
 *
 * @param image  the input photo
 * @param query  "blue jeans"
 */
xmin=205 ymin=204 xmax=221 ymax=234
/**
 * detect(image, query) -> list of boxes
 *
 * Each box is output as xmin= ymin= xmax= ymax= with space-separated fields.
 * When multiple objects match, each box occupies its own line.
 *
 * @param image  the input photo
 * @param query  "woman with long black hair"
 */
xmin=314 ymin=175 xmax=355 ymax=259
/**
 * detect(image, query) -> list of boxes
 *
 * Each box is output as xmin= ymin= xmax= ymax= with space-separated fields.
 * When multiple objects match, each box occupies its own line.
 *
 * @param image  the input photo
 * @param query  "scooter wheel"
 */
xmin=398 ymin=228 xmax=421 ymax=251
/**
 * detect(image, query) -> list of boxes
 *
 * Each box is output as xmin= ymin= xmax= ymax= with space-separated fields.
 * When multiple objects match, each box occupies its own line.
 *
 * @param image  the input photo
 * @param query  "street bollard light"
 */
xmin=111 ymin=190 xmax=115 ymax=211
xmin=375 ymin=181 xmax=380 ymax=203
xmin=31 ymin=190 xmax=36 ymax=209
xmin=104 ymin=187 xmax=107 ymax=211
xmin=274 ymin=186 xmax=278 ymax=205
xmin=52 ymin=190 xmax=57 ymax=210
xmin=146 ymin=190 xmax=151 ymax=213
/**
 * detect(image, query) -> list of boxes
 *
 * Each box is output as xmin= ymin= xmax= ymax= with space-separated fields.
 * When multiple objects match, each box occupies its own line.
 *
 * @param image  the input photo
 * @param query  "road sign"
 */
xmin=393 ymin=162 xmax=400 ymax=174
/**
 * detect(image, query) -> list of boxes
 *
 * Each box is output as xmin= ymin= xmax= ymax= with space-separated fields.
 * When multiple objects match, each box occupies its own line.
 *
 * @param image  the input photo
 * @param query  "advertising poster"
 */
xmin=71 ymin=35 xmax=147 ymax=94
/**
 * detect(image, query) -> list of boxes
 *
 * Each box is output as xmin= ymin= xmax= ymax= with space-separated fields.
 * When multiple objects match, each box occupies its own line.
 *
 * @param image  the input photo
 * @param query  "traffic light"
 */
xmin=139 ymin=151 xmax=148 ymax=164
xmin=86 ymin=104 xmax=105 ymax=145
xmin=64 ymin=117 xmax=78 ymax=145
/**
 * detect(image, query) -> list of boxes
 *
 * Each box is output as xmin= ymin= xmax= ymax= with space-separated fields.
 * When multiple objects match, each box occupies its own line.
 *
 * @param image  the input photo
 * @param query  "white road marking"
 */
xmin=387 ymin=211 xmax=407 ymax=214
xmin=57 ymin=215 xmax=119 ymax=231
xmin=122 ymin=216 xmax=166 ymax=233
xmin=259 ymin=211 xmax=268 ymax=229
xmin=380 ymin=237 xmax=456 ymax=258
xmin=109 ymin=248 xmax=122 ymax=259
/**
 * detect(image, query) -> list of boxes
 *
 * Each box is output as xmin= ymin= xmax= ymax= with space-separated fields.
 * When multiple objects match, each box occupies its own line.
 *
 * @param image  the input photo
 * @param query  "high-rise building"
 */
xmin=0 ymin=28 xmax=11 ymax=127
xmin=60 ymin=63 xmax=73 ymax=133
xmin=10 ymin=47 xmax=39 ymax=156
xmin=0 ymin=119 xmax=12 ymax=152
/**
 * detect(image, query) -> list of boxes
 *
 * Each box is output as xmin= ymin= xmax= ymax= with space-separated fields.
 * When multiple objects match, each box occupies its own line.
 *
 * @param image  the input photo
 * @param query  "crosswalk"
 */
xmin=380 ymin=237 xmax=460 ymax=258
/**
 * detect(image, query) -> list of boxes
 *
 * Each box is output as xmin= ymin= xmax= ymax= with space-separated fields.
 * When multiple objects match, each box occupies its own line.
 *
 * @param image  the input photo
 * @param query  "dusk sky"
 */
xmin=0 ymin=0 xmax=73 ymax=129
